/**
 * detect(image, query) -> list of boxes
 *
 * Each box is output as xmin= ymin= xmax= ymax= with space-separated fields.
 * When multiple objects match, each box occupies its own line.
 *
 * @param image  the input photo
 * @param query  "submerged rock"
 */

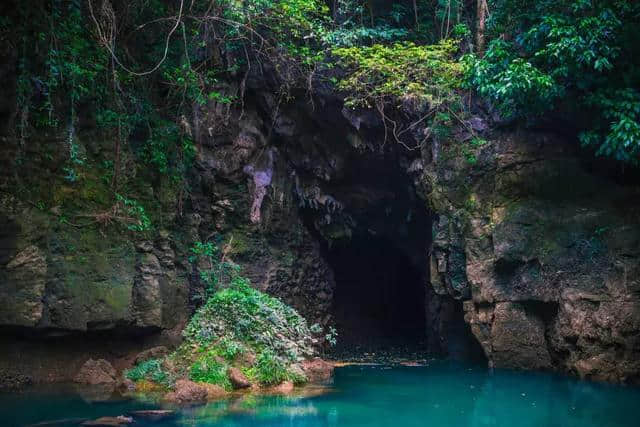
xmin=271 ymin=380 xmax=295 ymax=394
xmin=128 ymin=410 xmax=176 ymax=421
xmin=81 ymin=416 xmax=133 ymax=426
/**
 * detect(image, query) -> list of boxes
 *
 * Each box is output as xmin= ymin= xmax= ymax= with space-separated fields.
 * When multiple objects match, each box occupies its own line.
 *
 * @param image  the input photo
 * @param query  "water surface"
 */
xmin=2 ymin=361 xmax=639 ymax=427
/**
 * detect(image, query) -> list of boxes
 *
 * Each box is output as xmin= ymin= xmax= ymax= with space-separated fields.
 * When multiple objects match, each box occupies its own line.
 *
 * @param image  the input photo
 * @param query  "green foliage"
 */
xmin=173 ymin=263 xmax=317 ymax=386
xmin=463 ymin=41 xmax=560 ymax=117
xmin=115 ymin=194 xmax=152 ymax=232
xmin=323 ymin=25 xmax=409 ymax=48
xmin=189 ymin=240 xmax=241 ymax=299
xmin=184 ymin=277 xmax=312 ymax=356
xmin=333 ymin=39 xmax=462 ymax=109
xmin=189 ymin=351 xmax=232 ymax=389
xmin=579 ymin=89 xmax=640 ymax=162
xmin=214 ymin=337 xmax=243 ymax=361
xmin=246 ymin=349 xmax=290 ymax=386
xmin=466 ymin=0 xmax=640 ymax=164
xmin=325 ymin=326 xmax=338 ymax=347
xmin=125 ymin=359 xmax=171 ymax=386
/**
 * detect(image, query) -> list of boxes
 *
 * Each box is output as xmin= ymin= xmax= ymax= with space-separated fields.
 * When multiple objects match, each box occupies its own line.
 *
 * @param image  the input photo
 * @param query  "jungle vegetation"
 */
xmin=1 ymin=0 xmax=638 ymax=212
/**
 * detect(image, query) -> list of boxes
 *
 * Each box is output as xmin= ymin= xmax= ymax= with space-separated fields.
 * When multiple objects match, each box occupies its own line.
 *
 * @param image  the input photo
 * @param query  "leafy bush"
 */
xmin=465 ymin=0 xmax=640 ymax=164
xmin=189 ymin=351 xmax=232 ymax=389
xmin=463 ymin=40 xmax=560 ymax=118
xmin=175 ymin=269 xmax=317 ymax=386
xmin=333 ymin=39 xmax=462 ymax=109
xmin=184 ymin=278 xmax=314 ymax=359
xmin=247 ymin=350 xmax=290 ymax=386
xmin=125 ymin=359 xmax=170 ymax=386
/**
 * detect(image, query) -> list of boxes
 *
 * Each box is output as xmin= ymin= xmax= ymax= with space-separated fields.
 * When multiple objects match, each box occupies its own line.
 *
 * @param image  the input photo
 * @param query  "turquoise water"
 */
xmin=2 ymin=362 xmax=640 ymax=426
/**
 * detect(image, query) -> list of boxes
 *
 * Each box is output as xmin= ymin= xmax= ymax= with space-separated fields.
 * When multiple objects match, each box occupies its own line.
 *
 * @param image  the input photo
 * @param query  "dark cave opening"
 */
xmin=292 ymin=146 xmax=487 ymax=361
xmin=327 ymin=234 xmax=427 ymax=352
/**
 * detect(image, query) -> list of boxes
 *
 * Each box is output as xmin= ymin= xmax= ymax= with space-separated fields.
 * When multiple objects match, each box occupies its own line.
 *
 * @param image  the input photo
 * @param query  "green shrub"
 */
xmin=333 ymin=39 xmax=463 ymax=109
xmin=248 ymin=350 xmax=290 ymax=386
xmin=125 ymin=359 xmax=170 ymax=386
xmin=465 ymin=0 xmax=640 ymax=164
xmin=189 ymin=352 xmax=232 ymax=389
xmin=214 ymin=337 xmax=243 ymax=361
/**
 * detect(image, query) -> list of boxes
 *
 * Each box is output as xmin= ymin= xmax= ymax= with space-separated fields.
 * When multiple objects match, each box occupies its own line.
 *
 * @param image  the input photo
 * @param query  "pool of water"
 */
xmin=2 ymin=361 xmax=640 ymax=426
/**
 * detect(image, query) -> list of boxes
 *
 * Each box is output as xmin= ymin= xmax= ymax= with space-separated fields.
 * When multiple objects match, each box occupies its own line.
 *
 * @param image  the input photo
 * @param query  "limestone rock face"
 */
xmin=425 ymin=130 xmax=640 ymax=382
xmin=74 ymin=359 xmax=117 ymax=385
xmin=0 ymin=197 xmax=187 ymax=334
xmin=0 ymin=245 xmax=47 ymax=326
xmin=1 ymin=79 xmax=639 ymax=387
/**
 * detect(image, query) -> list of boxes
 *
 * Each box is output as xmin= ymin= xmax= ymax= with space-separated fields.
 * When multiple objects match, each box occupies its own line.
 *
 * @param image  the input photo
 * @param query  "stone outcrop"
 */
xmin=0 ymin=199 xmax=187 ymax=333
xmin=164 ymin=380 xmax=208 ymax=405
xmin=0 ymin=244 xmax=47 ymax=327
xmin=424 ymin=129 xmax=640 ymax=382
xmin=74 ymin=359 xmax=117 ymax=385
xmin=301 ymin=358 xmax=334 ymax=383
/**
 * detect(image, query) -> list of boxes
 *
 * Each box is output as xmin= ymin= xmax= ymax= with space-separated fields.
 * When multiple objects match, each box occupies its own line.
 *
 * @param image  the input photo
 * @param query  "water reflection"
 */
xmin=2 ymin=363 xmax=640 ymax=427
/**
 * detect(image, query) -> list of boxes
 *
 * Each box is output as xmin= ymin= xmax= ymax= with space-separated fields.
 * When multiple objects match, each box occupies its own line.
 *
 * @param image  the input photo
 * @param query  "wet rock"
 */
xmin=0 ymin=370 xmax=32 ymax=390
xmin=238 ymin=351 xmax=256 ymax=367
xmin=301 ymin=359 xmax=334 ymax=383
xmin=74 ymin=384 xmax=117 ymax=403
xmin=81 ymin=416 xmax=133 ymax=426
xmin=164 ymin=379 xmax=207 ymax=405
xmin=227 ymin=367 xmax=251 ymax=389
xmin=198 ymin=382 xmax=229 ymax=400
xmin=129 ymin=410 xmax=176 ymax=421
xmin=74 ymin=359 xmax=117 ymax=385
xmin=489 ymin=302 xmax=552 ymax=370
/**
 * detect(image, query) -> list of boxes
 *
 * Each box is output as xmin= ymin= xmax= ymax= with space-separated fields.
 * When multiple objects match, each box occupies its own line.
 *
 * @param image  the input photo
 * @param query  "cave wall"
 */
xmin=422 ymin=129 xmax=640 ymax=382
xmin=0 ymin=68 xmax=639 ymax=385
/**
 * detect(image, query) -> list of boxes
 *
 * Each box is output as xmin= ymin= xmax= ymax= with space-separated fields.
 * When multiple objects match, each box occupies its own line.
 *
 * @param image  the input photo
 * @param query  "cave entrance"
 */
xmin=297 ymin=150 xmax=434 ymax=357
xmin=327 ymin=234 xmax=427 ymax=354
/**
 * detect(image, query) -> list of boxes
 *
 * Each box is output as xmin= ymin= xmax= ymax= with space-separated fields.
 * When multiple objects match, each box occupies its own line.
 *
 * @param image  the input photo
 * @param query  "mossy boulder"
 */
xmin=125 ymin=280 xmax=322 ymax=399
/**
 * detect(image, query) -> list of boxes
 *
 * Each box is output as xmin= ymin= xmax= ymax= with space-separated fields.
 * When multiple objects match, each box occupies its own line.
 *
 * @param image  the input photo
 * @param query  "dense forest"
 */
xmin=2 ymin=1 xmax=639 ymax=192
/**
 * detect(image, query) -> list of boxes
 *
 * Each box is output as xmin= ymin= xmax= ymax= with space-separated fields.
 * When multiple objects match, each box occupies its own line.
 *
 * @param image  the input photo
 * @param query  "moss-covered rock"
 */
xmin=125 ymin=279 xmax=321 ymax=397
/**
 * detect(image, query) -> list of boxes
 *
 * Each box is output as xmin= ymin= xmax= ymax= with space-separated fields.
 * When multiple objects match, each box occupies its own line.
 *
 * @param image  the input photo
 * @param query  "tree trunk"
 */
xmin=413 ymin=0 xmax=419 ymax=29
xmin=476 ymin=0 xmax=487 ymax=55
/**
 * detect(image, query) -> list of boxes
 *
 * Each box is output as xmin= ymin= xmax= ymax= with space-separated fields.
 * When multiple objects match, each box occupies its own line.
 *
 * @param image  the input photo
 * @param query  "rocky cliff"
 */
xmin=424 ymin=129 xmax=640 ymax=383
xmin=1 ymin=77 xmax=639 ymax=385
